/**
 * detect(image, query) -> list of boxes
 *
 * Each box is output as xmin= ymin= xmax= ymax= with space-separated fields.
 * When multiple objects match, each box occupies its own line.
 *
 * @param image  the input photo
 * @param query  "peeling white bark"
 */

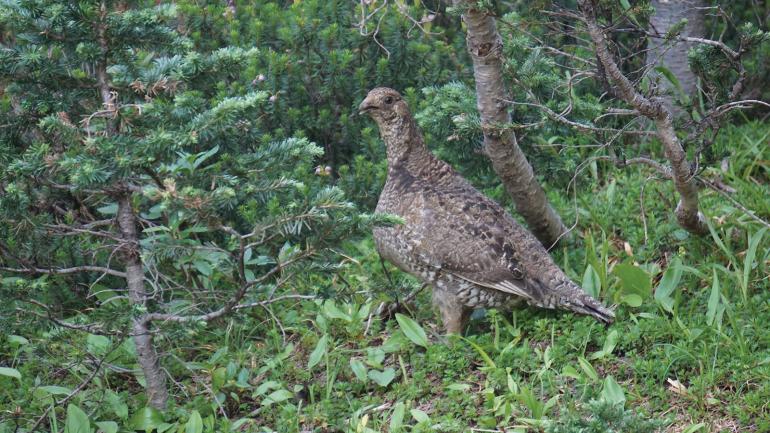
xmin=647 ymin=0 xmax=708 ymax=102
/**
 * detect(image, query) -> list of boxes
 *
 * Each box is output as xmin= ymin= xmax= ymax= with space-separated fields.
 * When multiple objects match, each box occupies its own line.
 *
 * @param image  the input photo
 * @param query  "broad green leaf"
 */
xmin=64 ymin=404 xmax=92 ymax=433
xmin=380 ymin=332 xmax=406 ymax=353
xmin=613 ymin=263 xmax=651 ymax=301
xmin=262 ymin=389 xmax=293 ymax=406
xmin=185 ymin=411 xmax=203 ymax=433
xmin=561 ymin=365 xmax=581 ymax=380
xmin=742 ymin=228 xmax=767 ymax=300
xmin=307 ymin=335 xmax=328 ymax=370
xmin=226 ymin=361 xmax=238 ymax=378
xmin=255 ymin=381 xmax=281 ymax=396
xmin=349 ymin=359 xmax=368 ymax=382
xmin=211 ymin=367 xmax=227 ymax=390
xmin=655 ymin=258 xmax=683 ymax=312
xmin=209 ymin=347 xmax=229 ymax=364
xmin=193 ymin=145 xmax=219 ymax=169
xmin=390 ymin=402 xmax=406 ymax=432
xmin=368 ymin=368 xmax=396 ymax=387
xmin=156 ymin=423 xmax=178 ymax=433
xmin=129 ymin=407 xmax=164 ymax=432
xmin=366 ymin=348 xmax=386 ymax=368
xmin=323 ymin=300 xmax=351 ymax=321
xmin=654 ymin=66 xmax=684 ymax=97
xmin=95 ymin=421 xmax=118 ymax=433
xmin=706 ymin=269 xmax=724 ymax=327
xmin=106 ymin=390 xmax=128 ymax=419
xmin=97 ymin=203 xmax=118 ymax=215
xmin=277 ymin=242 xmax=299 ymax=263
xmin=86 ymin=334 xmax=111 ymax=356
xmin=601 ymin=330 xmax=618 ymax=356
xmin=582 ymin=265 xmax=601 ymax=299
xmin=0 ymin=367 xmax=21 ymax=380
xmin=446 ymin=383 xmax=471 ymax=391
xmin=544 ymin=394 xmax=560 ymax=415
xmin=682 ymin=423 xmax=707 ymax=433
xmin=410 ymin=409 xmax=430 ymax=423
xmin=619 ymin=0 xmax=631 ymax=10
xmin=577 ymin=357 xmax=598 ymax=382
xmin=39 ymin=385 xmax=72 ymax=395
xmin=229 ymin=419 xmax=252 ymax=432
xmin=395 ymin=313 xmax=428 ymax=348
xmin=355 ymin=302 xmax=372 ymax=321
xmin=8 ymin=335 xmax=29 ymax=345
xmin=192 ymin=260 xmax=213 ymax=276
xmin=620 ymin=294 xmax=643 ymax=307
xmin=641 ymin=75 xmax=651 ymax=93
xmin=601 ymin=375 xmax=626 ymax=406
xmin=589 ymin=330 xmax=618 ymax=360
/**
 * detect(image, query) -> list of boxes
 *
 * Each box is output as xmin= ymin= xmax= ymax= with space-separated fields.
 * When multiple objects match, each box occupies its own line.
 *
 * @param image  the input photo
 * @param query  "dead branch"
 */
xmin=142 ymin=249 xmax=314 ymax=325
xmin=578 ymin=0 xmax=707 ymax=234
xmin=1 ymin=265 xmax=127 ymax=279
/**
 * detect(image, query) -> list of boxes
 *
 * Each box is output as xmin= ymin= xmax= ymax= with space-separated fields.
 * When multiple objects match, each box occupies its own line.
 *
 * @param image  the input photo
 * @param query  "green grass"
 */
xmin=1 ymin=123 xmax=768 ymax=433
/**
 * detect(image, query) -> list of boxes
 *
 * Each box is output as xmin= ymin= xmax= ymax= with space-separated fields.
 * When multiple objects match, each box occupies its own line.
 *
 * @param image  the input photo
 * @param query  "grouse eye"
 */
xmin=384 ymin=96 xmax=394 ymax=104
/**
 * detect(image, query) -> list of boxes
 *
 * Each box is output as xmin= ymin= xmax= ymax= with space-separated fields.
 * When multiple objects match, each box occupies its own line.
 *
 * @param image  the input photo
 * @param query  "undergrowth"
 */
xmin=1 ymin=123 xmax=768 ymax=433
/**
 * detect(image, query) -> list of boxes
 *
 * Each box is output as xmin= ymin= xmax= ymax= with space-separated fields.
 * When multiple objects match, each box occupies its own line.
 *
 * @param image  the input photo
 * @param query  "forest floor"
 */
xmin=3 ymin=122 xmax=769 ymax=433
xmin=166 ymin=122 xmax=769 ymax=433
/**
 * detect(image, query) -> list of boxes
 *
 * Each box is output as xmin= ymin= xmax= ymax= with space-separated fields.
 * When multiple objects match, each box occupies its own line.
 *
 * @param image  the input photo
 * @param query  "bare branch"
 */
xmin=592 ymin=155 xmax=674 ymax=179
xmin=19 ymin=300 xmax=119 ymax=336
xmin=143 ymin=249 xmax=314 ymax=325
xmin=28 ymin=338 xmax=125 ymax=432
xmin=43 ymin=224 xmax=125 ymax=242
xmin=579 ymin=0 xmax=707 ymax=234
xmin=1 ymin=265 xmax=126 ymax=279
xmin=232 ymin=294 xmax=318 ymax=311
xmin=698 ymin=177 xmax=770 ymax=230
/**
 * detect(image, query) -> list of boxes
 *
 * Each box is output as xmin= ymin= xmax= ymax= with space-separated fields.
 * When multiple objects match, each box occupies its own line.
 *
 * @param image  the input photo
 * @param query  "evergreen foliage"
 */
xmin=0 ymin=0 xmax=370 ymax=415
xmin=0 ymin=1 xmax=768 ymax=432
xmin=174 ymin=0 xmax=466 ymax=180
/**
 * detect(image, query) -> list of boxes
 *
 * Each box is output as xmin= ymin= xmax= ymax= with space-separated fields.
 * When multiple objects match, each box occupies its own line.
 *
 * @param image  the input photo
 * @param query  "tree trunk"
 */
xmin=117 ymin=195 xmax=169 ymax=409
xmin=581 ymin=0 xmax=707 ymax=234
xmin=99 ymin=1 xmax=167 ymax=408
xmin=647 ymin=0 xmax=708 ymax=102
xmin=453 ymin=0 xmax=567 ymax=247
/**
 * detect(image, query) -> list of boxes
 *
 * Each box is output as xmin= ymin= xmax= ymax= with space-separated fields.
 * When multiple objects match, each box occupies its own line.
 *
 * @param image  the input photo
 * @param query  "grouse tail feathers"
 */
xmin=556 ymin=281 xmax=615 ymax=324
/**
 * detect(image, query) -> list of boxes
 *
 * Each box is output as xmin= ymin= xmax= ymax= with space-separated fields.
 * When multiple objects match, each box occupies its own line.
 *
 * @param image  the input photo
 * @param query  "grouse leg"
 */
xmin=432 ymin=286 xmax=471 ymax=334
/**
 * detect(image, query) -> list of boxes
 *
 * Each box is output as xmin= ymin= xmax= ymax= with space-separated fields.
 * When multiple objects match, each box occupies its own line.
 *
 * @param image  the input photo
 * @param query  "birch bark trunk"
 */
xmin=453 ymin=0 xmax=567 ymax=247
xmin=647 ymin=0 xmax=708 ymax=103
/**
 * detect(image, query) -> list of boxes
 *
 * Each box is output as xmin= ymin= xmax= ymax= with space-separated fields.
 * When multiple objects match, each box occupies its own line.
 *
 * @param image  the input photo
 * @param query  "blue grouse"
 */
xmin=359 ymin=87 xmax=614 ymax=333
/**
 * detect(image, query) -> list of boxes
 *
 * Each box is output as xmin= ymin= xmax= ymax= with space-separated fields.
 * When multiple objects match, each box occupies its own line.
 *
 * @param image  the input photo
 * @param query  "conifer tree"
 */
xmin=0 ymin=0 xmax=363 ymax=411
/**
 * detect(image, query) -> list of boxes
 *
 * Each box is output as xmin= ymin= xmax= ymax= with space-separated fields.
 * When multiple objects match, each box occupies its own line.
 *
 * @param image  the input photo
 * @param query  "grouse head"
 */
xmin=359 ymin=88 xmax=426 ymax=166
xmin=358 ymin=87 xmax=410 ymax=126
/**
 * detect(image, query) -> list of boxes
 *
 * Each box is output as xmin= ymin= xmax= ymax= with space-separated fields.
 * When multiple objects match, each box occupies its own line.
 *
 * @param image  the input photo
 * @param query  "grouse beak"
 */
xmin=358 ymin=97 xmax=377 ymax=115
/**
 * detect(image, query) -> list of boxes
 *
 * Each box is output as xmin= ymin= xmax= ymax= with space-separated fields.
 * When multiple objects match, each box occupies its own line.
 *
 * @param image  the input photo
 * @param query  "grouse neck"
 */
xmin=381 ymin=116 xmax=432 ymax=171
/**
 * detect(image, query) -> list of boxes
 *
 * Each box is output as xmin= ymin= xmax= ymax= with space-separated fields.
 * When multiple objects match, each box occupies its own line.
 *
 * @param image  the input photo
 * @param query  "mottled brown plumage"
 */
xmin=360 ymin=88 xmax=614 ymax=333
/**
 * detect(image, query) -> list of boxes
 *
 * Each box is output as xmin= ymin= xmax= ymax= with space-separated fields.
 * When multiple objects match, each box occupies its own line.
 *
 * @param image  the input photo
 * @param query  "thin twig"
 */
xmin=1 ymin=265 xmax=126 ymax=279
xmin=28 ymin=338 xmax=125 ymax=432
xmin=698 ymin=177 xmax=770 ymax=230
